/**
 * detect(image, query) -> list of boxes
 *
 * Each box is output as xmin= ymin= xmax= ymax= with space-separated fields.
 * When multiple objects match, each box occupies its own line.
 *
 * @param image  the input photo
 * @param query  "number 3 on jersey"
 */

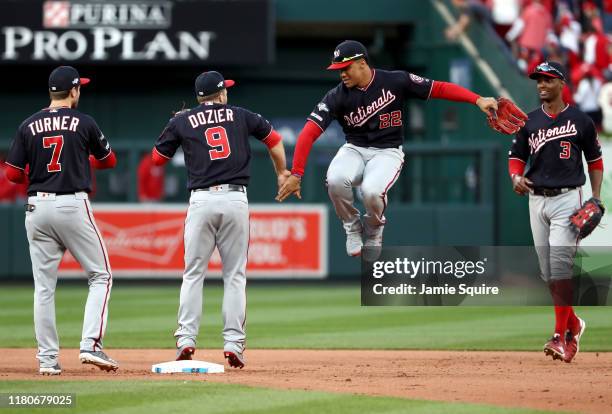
xmin=205 ymin=126 xmax=231 ymax=160
xmin=43 ymin=135 xmax=64 ymax=172
xmin=560 ymin=141 xmax=571 ymax=159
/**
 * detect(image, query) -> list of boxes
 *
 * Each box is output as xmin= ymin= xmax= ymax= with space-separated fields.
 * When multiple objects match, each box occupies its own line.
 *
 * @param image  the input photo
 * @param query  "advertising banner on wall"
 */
xmin=59 ymin=204 xmax=327 ymax=278
xmin=0 ymin=0 xmax=273 ymax=64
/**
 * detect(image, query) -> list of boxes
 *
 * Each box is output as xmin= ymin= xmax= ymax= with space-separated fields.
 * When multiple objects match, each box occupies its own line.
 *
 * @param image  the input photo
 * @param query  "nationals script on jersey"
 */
xmin=308 ymin=69 xmax=433 ymax=148
xmin=509 ymin=105 xmax=602 ymax=188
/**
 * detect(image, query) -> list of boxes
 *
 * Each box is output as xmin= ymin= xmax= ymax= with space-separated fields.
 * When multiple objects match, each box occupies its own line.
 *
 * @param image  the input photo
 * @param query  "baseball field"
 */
xmin=1 ymin=283 xmax=611 ymax=414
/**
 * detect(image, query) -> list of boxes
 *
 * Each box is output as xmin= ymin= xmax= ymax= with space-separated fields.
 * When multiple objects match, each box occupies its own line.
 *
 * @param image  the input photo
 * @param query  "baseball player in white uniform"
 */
xmin=5 ymin=66 xmax=119 ymax=375
xmin=277 ymin=40 xmax=498 ymax=256
xmin=151 ymin=71 xmax=289 ymax=368
xmin=509 ymin=62 xmax=604 ymax=363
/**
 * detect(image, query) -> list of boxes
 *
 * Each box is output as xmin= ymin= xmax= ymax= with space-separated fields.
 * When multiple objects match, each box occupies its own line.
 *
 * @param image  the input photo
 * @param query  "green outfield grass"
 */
xmin=0 ymin=283 xmax=603 ymax=414
xmin=0 ymin=381 xmax=554 ymax=414
xmin=0 ymin=283 xmax=610 ymax=351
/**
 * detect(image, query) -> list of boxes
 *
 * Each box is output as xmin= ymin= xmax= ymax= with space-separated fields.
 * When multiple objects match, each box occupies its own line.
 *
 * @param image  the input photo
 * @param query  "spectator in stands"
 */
xmin=557 ymin=5 xmax=582 ymax=68
xmin=138 ymin=152 xmax=165 ymax=202
xmin=574 ymin=65 xmax=604 ymax=127
xmin=537 ymin=0 xmax=556 ymax=15
xmin=598 ymin=71 xmax=612 ymax=133
xmin=486 ymin=0 xmax=521 ymax=40
xmin=582 ymin=21 xmax=609 ymax=74
xmin=506 ymin=0 xmax=554 ymax=56
xmin=604 ymin=0 xmax=612 ymax=33
xmin=445 ymin=0 xmax=492 ymax=41
xmin=582 ymin=0 xmax=604 ymax=33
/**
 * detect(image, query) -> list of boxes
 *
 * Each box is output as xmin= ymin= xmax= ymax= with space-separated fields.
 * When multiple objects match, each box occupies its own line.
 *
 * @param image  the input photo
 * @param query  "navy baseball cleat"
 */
xmin=79 ymin=350 xmax=119 ymax=372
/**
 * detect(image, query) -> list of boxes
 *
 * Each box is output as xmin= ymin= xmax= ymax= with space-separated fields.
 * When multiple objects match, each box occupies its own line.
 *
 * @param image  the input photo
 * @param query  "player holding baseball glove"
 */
xmin=508 ymin=62 xmax=604 ymax=363
xmin=276 ymin=40 xmax=524 ymax=257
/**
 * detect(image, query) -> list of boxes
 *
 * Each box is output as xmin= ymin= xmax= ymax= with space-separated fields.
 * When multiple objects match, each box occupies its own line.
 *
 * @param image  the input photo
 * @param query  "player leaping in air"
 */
xmin=277 ymin=40 xmax=523 ymax=256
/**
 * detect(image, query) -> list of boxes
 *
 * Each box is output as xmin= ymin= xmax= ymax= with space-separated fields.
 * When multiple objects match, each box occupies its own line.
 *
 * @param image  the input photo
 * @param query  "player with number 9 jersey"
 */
xmin=154 ymin=92 xmax=275 ymax=190
xmin=152 ymin=71 xmax=288 ymax=369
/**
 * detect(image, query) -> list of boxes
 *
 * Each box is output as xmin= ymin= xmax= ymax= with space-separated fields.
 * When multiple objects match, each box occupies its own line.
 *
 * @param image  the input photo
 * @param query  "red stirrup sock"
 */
xmin=549 ymin=279 xmax=574 ymax=338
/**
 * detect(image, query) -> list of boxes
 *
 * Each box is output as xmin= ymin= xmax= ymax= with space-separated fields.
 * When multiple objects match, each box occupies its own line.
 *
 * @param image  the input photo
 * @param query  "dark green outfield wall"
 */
xmin=0 ymin=0 xmax=539 ymax=279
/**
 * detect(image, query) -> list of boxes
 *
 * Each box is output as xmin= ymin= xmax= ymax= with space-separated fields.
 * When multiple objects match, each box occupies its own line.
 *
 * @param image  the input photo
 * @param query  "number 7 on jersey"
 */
xmin=43 ymin=135 xmax=64 ymax=172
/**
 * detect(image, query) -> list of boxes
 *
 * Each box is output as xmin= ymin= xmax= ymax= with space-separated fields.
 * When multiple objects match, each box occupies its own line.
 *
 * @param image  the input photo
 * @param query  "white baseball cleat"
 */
xmin=39 ymin=363 xmax=62 ymax=376
xmin=346 ymin=231 xmax=363 ymax=256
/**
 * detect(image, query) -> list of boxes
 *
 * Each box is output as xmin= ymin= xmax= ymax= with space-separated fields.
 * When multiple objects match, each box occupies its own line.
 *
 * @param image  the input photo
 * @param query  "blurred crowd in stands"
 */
xmin=446 ymin=0 xmax=612 ymax=134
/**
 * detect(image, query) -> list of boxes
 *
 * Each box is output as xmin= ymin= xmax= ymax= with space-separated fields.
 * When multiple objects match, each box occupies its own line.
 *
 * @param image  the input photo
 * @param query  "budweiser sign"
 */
xmin=59 ymin=204 xmax=327 ymax=278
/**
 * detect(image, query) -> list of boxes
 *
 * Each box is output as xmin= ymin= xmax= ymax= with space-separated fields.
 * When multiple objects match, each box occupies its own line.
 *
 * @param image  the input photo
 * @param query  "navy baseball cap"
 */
xmin=48 ymin=66 xmax=90 ymax=92
xmin=327 ymin=40 xmax=369 ymax=70
xmin=195 ymin=71 xmax=235 ymax=97
xmin=529 ymin=61 xmax=566 ymax=81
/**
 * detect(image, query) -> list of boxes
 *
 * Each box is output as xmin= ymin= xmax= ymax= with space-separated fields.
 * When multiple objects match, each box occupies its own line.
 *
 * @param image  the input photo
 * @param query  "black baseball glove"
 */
xmin=570 ymin=197 xmax=605 ymax=239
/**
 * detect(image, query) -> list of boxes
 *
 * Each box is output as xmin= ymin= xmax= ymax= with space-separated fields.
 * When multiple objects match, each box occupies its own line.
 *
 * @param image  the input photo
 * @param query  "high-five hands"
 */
xmin=276 ymin=174 xmax=302 ymax=202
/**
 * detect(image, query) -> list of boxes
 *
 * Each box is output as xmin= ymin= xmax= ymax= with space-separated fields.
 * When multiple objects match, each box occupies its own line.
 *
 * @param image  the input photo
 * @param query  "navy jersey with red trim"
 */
xmin=154 ymin=102 xmax=273 ymax=190
xmin=6 ymin=107 xmax=111 ymax=194
xmin=307 ymin=69 xmax=433 ymax=148
xmin=509 ymin=105 xmax=602 ymax=188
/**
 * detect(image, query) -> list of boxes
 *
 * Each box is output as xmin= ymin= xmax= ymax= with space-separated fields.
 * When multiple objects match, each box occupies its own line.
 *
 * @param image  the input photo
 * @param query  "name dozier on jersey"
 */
xmin=188 ymin=108 xmax=234 ymax=128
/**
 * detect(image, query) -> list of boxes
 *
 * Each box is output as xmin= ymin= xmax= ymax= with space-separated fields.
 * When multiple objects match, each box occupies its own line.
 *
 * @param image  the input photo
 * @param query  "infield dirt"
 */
xmin=2 ymin=348 xmax=611 ymax=413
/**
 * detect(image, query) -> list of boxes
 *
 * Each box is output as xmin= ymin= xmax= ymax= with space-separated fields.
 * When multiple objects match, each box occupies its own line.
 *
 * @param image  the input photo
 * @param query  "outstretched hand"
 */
xmin=476 ymin=97 xmax=498 ymax=115
xmin=486 ymin=97 xmax=528 ymax=135
xmin=276 ymin=174 xmax=302 ymax=202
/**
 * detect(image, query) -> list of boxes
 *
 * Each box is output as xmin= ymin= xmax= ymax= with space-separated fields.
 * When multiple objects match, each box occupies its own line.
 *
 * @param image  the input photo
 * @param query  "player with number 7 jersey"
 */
xmin=151 ymin=71 xmax=289 ymax=368
xmin=5 ymin=65 xmax=119 ymax=375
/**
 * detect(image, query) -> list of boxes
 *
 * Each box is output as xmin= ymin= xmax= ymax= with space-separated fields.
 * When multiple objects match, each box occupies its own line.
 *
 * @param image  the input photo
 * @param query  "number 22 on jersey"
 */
xmin=205 ymin=126 xmax=231 ymax=160
xmin=43 ymin=135 xmax=64 ymax=172
xmin=379 ymin=110 xmax=402 ymax=129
